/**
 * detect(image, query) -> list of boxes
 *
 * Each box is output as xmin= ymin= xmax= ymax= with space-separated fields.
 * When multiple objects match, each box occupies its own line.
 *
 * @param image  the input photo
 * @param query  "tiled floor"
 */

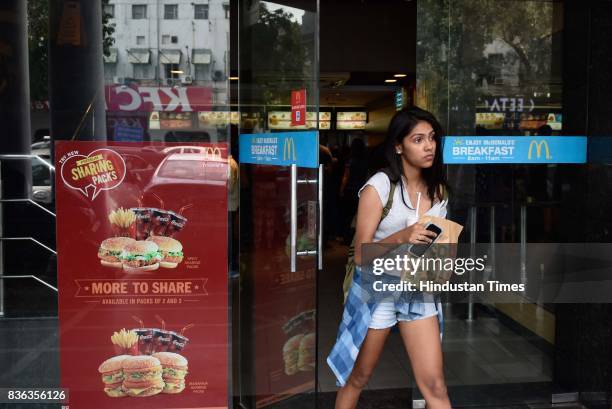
xmin=0 ymin=317 xmax=61 ymax=409
xmin=0 ymin=317 xmax=60 ymax=389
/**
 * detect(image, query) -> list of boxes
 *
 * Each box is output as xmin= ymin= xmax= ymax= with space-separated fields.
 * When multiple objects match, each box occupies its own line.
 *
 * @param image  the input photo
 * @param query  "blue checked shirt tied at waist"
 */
xmin=326 ymin=266 xmax=443 ymax=387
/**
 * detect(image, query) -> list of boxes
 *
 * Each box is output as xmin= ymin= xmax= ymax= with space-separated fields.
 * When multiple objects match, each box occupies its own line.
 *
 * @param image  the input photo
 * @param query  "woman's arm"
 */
xmin=353 ymin=186 xmax=436 ymax=265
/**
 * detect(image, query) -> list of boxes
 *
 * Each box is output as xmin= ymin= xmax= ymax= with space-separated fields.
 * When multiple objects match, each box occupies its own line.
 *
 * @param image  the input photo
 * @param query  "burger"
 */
xmin=120 ymin=240 xmax=161 ymax=273
xmin=152 ymin=352 xmax=188 ymax=394
xmin=98 ymin=237 xmax=136 ymax=268
xmin=146 ymin=236 xmax=184 ymax=268
xmin=282 ymin=334 xmax=304 ymax=376
xmin=123 ymin=379 xmax=165 ymax=398
xmin=98 ymin=355 xmax=131 ymax=397
xmin=297 ymin=332 xmax=315 ymax=371
xmin=121 ymin=355 xmax=164 ymax=397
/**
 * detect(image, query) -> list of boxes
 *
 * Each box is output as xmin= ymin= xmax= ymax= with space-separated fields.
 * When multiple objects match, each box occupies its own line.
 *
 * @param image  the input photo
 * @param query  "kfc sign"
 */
xmin=105 ymin=86 xmax=212 ymax=112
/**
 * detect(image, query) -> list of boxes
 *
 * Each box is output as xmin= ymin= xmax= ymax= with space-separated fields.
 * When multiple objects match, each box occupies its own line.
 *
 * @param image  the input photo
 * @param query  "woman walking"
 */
xmin=328 ymin=107 xmax=452 ymax=409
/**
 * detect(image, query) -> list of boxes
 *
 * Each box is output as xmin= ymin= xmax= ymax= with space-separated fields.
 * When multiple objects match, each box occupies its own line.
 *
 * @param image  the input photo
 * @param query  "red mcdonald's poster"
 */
xmin=291 ymin=89 xmax=307 ymax=127
xmin=55 ymin=141 xmax=228 ymax=409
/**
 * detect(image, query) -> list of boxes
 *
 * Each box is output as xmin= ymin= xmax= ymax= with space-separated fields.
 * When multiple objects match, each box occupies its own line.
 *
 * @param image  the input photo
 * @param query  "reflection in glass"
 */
xmin=416 ymin=1 xmax=561 ymax=405
xmin=104 ymin=0 xmax=230 ymax=143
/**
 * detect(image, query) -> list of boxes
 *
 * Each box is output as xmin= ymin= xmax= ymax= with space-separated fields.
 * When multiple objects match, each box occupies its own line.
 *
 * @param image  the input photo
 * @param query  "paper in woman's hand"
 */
xmin=399 ymin=216 xmax=464 ymax=291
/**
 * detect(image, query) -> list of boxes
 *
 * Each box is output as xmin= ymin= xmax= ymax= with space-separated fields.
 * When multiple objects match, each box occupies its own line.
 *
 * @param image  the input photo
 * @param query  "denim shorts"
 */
xmin=368 ymin=292 xmax=440 ymax=330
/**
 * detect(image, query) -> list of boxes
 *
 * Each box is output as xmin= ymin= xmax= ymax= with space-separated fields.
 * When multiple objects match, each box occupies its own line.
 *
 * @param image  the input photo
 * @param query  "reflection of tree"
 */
xmin=28 ymin=0 xmax=49 ymax=101
xmin=416 ymin=0 xmax=449 ymax=127
xmin=471 ymin=0 xmax=553 ymax=85
xmin=101 ymin=0 xmax=116 ymax=59
xmin=27 ymin=0 xmax=116 ymax=101
xmin=417 ymin=0 xmax=554 ymax=133
xmin=242 ymin=3 xmax=308 ymax=105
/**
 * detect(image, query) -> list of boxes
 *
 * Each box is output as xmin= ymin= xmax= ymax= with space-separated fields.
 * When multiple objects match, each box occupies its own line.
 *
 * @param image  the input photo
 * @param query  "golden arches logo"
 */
xmin=527 ymin=140 xmax=551 ymax=160
xmin=283 ymin=137 xmax=297 ymax=161
xmin=203 ymin=146 xmax=222 ymax=160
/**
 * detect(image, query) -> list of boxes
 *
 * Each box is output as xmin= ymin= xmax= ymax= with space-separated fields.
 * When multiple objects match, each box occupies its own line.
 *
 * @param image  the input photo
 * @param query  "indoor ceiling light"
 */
xmin=229 ymin=76 xmax=239 ymax=80
xmin=171 ymin=70 xmax=184 ymax=74
xmin=394 ymin=74 xmax=407 ymax=78
xmin=385 ymin=79 xmax=397 ymax=83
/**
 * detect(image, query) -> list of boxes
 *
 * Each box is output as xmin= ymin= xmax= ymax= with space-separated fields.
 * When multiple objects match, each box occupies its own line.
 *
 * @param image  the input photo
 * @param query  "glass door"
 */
xmin=415 ymin=0 xmax=561 ymax=406
xmin=236 ymin=1 xmax=320 ymax=408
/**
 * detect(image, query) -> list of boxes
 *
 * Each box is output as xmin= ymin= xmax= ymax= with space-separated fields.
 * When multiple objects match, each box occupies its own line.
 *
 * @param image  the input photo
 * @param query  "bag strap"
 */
xmin=348 ymin=180 xmax=396 ymax=255
xmin=381 ymin=181 xmax=396 ymax=221
xmin=344 ymin=179 xmax=397 ymax=303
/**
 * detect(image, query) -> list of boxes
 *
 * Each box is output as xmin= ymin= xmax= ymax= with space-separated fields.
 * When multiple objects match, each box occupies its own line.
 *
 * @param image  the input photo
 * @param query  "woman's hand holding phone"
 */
xmin=400 ymin=222 xmax=438 ymax=244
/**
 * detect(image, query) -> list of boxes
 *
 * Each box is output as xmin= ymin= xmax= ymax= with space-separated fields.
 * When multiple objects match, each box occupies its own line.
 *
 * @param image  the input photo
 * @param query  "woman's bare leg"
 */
xmin=398 ymin=316 xmax=451 ymax=409
xmin=335 ymin=327 xmax=391 ymax=409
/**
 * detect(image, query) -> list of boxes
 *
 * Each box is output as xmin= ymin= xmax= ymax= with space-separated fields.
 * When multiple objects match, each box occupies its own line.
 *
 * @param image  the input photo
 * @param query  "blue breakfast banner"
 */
xmin=239 ymin=131 xmax=319 ymax=168
xmin=443 ymin=136 xmax=587 ymax=164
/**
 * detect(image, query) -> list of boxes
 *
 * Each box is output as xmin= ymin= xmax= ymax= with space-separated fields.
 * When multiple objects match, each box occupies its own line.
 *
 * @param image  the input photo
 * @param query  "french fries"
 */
xmin=111 ymin=328 xmax=138 ymax=348
xmin=108 ymin=208 xmax=136 ymax=228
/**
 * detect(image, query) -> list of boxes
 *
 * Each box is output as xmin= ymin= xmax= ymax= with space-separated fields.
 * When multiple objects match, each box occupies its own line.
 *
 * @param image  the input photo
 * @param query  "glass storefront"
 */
xmin=1 ymin=0 xmax=612 ymax=408
xmin=415 ymin=1 xmax=563 ymax=405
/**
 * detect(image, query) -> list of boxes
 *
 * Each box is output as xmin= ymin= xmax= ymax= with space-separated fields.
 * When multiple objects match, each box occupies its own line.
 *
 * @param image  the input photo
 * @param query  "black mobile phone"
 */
xmin=408 ymin=223 xmax=443 ymax=257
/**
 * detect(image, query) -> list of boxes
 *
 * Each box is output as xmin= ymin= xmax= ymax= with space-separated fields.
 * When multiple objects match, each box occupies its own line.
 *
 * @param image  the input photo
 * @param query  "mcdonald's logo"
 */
xmin=527 ymin=139 xmax=551 ymax=160
xmin=203 ymin=146 xmax=222 ymax=160
xmin=283 ymin=137 xmax=297 ymax=161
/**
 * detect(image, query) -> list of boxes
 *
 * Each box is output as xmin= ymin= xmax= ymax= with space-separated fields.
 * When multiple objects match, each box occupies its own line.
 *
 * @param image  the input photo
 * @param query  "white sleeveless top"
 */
xmin=357 ymin=172 xmax=448 ymax=243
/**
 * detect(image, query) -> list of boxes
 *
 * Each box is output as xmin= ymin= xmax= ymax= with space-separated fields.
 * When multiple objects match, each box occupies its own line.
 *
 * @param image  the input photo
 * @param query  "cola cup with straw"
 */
xmin=170 ymin=333 xmax=189 ymax=352
xmin=151 ymin=209 xmax=171 ymax=236
xmin=133 ymin=328 xmax=155 ymax=355
xmin=152 ymin=329 xmax=169 ymax=353
xmin=152 ymin=315 xmax=170 ymax=353
xmin=166 ymin=211 xmax=187 ymax=238
xmin=157 ymin=331 xmax=173 ymax=352
xmin=169 ymin=323 xmax=193 ymax=352
xmin=132 ymin=208 xmax=154 ymax=240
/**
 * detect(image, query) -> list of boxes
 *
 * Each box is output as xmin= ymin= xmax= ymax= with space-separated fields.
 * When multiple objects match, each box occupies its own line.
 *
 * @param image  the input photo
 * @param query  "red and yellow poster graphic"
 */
xmin=55 ymin=142 xmax=229 ymax=409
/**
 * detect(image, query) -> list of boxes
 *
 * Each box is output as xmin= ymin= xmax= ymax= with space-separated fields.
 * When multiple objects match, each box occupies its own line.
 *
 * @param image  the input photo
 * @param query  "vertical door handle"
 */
xmin=290 ymin=164 xmax=321 ymax=273
xmin=317 ymin=164 xmax=323 ymax=270
xmin=290 ymin=164 xmax=298 ymax=273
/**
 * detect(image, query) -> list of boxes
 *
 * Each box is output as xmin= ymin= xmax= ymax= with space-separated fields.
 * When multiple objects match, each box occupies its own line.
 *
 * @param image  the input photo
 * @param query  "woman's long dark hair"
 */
xmin=381 ymin=106 xmax=449 ymax=207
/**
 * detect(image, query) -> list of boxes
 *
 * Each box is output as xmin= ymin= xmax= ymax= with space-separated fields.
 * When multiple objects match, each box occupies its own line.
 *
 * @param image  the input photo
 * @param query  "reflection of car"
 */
xmin=161 ymin=146 xmax=209 ymax=155
xmin=142 ymin=153 xmax=228 ymax=213
xmin=122 ymin=154 xmax=156 ymax=184
xmin=31 ymin=144 xmax=52 ymax=204
xmin=150 ymin=153 xmax=228 ymax=186
xmin=32 ymin=160 xmax=52 ymax=204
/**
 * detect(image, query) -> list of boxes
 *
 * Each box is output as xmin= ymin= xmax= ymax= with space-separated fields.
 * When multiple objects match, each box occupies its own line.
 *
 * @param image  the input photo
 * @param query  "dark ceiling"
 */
xmin=319 ymin=0 xmax=417 ymax=107
xmin=320 ymin=0 xmax=417 ymax=75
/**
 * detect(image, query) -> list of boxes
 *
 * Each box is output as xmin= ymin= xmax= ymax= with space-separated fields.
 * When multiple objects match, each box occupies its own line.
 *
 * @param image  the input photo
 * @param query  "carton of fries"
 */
xmin=108 ymin=208 xmax=136 ymax=237
xmin=111 ymin=328 xmax=139 ymax=355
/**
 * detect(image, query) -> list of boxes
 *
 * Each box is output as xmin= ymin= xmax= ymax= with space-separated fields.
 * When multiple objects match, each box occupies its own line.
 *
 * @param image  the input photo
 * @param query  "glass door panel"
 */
xmin=237 ymin=1 xmax=320 ymax=407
